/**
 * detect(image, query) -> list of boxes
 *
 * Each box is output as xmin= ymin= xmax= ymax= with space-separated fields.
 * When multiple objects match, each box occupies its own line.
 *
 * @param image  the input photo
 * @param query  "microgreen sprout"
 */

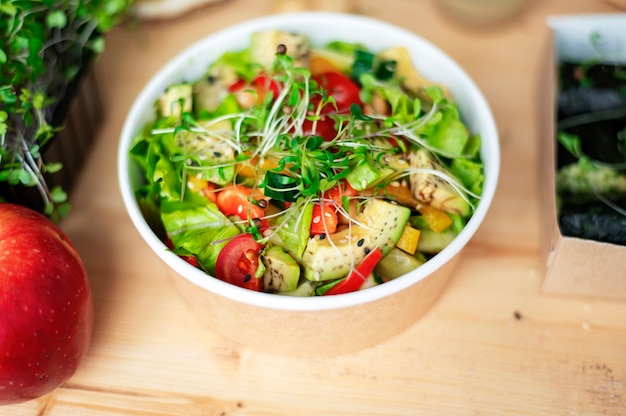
xmin=0 ymin=0 xmax=132 ymax=221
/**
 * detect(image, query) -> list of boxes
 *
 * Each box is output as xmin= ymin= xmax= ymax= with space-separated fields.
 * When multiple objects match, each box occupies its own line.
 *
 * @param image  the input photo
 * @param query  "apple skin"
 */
xmin=0 ymin=203 xmax=94 ymax=405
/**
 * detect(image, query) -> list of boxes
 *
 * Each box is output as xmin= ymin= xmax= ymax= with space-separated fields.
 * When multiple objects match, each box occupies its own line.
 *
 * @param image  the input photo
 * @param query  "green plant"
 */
xmin=0 ymin=0 xmax=133 ymax=221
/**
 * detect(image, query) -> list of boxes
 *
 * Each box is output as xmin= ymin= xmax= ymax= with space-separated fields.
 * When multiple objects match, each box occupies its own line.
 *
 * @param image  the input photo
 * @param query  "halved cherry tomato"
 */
xmin=311 ymin=72 xmax=362 ymax=115
xmin=324 ymin=246 xmax=383 ymax=296
xmin=215 ymin=233 xmax=264 ymax=291
xmin=310 ymin=203 xmax=338 ymax=235
xmin=216 ymin=185 xmax=269 ymax=229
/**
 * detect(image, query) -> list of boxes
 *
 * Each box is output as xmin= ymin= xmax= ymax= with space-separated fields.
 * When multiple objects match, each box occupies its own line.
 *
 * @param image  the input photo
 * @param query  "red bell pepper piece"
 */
xmin=323 ymin=246 xmax=383 ymax=295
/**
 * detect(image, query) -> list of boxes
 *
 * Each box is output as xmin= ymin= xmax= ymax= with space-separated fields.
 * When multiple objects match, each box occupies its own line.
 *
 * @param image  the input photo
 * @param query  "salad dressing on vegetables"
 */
xmin=129 ymin=29 xmax=485 ymax=296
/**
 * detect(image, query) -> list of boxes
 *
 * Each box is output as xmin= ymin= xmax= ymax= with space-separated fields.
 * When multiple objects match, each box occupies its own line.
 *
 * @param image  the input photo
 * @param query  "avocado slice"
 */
xmin=345 ymin=138 xmax=408 ymax=191
xmin=261 ymin=246 xmax=301 ymax=292
xmin=409 ymin=148 xmax=470 ymax=217
xmin=376 ymin=46 xmax=450 ymax=100
xmin=374 ymin=247 xmax=424 ymax=280
xmin=345 ymin=157 xmax=392 ymax=191
xmin=158 ymin=83 xmax=193 ymax=118
xmin=268 ymin=203 xmax=313 ymax=260
xmin=250 ymin=30 xmax=310 ymax=70
xmin=416 ymin=228 xmax=457 ymax=254
xmin=301 ymin=199 xmax=410 ymax=281
xmin=192 ymin=63 xmax=238 ymax=114
xmin=176 ymin=119 xmax=236 ymax=185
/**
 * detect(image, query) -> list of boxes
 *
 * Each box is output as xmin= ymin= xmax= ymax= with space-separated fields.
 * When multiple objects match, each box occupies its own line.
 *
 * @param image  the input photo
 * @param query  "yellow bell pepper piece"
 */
xmin=396 ymin=224 xmax=421 ymax=255
xmin=416 ymin=203 xmax=453 ymax=233
xmin=236 ymin=155 xmax=281 ymax=179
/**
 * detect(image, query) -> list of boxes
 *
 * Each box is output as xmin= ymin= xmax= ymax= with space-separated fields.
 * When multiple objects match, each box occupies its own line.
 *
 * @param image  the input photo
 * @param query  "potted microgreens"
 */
xmin=0 ymin=0 xmax=133 ymax=222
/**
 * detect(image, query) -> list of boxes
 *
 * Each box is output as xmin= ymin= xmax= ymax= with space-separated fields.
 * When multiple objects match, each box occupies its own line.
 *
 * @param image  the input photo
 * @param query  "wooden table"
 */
xmin=7 ymin=0 xmax=626 ymax=414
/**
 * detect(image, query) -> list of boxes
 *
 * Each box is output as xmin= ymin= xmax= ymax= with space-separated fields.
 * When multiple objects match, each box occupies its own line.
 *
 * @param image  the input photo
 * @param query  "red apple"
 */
xmin=0 ymin=203 xmax=93 ymax=405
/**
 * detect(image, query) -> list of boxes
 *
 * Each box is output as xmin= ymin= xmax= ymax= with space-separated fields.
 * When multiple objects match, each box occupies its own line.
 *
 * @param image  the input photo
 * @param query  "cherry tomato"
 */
xmin=311 ymin=72 xmax=362 ymax=115
xmin=310 ymin=203 xmax=338 ymax=235
xmin=215 ymin=234 xmax=264 ymax=291
xmin=216 ymin=185 xmax=269 ymax=229
xmin=324 ymin=247 xmax=383 ymax=296
xmin=301 ymin=115 xmax=338 ymax=141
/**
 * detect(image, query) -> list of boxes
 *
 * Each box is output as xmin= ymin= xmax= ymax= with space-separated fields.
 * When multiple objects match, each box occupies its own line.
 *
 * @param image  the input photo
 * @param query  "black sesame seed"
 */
xmin=244 ymin=274 xmax=251 ymax=282
xmin=357 ymin=238 xmax=364 ymax=247
xmin=318 ymin=233 xmax=326 ymax=240
xmin=364 ymin=247 xmax=371 ymax=255
xmin=213 ymin=151 xmax=222 ymax=158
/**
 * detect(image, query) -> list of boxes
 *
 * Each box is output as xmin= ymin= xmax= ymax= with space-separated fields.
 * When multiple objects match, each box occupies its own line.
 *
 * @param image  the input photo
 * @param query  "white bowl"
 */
xmin=118 ymin=12 xmax=500 ymax=356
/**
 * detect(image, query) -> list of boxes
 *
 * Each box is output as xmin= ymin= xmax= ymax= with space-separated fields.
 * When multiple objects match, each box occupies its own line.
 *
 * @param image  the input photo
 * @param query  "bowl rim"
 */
xmin=117 ymin=11 xmax=500 ymax=312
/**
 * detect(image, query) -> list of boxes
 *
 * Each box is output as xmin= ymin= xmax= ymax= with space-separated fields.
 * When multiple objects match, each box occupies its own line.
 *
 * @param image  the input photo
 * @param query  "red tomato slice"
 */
xmin=311 ymin=72 xmax=362 ymax=115
xmin=216 ymin=185 xmax=269 ymax=229
xmin=310 ymin=203 xmax=338 ymax=235
xmin=215 ymin=234 xmax=264 ymax=291
xmin=324 ymin=247 xmax=383 ymax=296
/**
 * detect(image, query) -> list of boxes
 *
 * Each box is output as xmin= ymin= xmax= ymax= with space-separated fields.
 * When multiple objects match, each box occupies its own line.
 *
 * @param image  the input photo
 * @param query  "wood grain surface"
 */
xmin=5 ymin=0 xmax=626 ymax=415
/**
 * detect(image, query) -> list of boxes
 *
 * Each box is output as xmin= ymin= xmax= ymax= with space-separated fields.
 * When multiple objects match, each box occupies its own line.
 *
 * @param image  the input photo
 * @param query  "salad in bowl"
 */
xmin=127 ymin=26 xmax=485 ymax=297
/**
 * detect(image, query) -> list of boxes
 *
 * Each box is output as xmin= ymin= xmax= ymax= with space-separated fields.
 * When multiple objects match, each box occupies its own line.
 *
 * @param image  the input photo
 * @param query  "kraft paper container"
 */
xmin=539 ymin=14 xmax=626 ymax=300
xmin=118 ymin=12 xmax=500 ymax=356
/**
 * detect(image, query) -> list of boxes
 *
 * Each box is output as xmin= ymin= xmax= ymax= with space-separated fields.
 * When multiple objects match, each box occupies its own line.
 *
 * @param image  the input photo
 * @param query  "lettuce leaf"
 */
xmin=161 ymin=201 xmax=239 ymax=275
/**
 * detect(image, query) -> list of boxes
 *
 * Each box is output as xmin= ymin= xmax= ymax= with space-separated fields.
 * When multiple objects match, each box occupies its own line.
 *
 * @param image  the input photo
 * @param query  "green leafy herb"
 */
xmin=0 ymin=0 xmax=132 ymax=221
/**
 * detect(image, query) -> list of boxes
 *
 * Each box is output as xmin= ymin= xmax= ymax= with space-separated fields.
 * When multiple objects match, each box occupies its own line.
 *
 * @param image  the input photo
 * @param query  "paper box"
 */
xmin=539 ymin=14 xmax=626 ymax=300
